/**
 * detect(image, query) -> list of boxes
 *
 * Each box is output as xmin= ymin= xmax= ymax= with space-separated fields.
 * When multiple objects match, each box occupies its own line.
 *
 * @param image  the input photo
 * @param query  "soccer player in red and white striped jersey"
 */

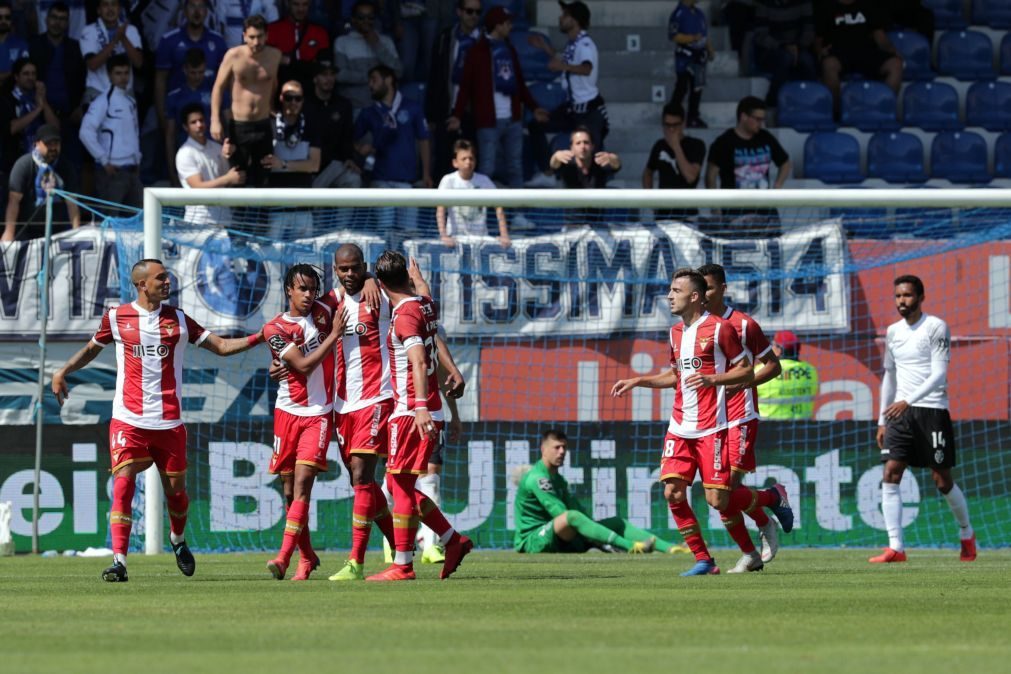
xmin=699 ymin=263 xmax=786 ymax=570
xmin=263 ymin=264 xmax=346 ymax=581
xmin=51 ymin=259 xmax=265 ymax=583
xmin=612 ymin=268 xmax=792 ymax=576
xmin=365 ymin=250 xmax=472 ymax=582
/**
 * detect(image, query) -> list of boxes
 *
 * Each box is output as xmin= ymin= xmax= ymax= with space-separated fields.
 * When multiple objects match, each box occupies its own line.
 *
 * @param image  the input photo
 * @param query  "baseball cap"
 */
xmin=559 ymin=0 xmax=590 ymax=28
xmin=484 ymin=6 xmax=512 ymax=32
xmin=36 ymin=124 xmax=61 ymax=143
xmin=773 ymin=330 xmax=799 ymax=351
xmin=315 ymin=49 xmax=337 ymax=75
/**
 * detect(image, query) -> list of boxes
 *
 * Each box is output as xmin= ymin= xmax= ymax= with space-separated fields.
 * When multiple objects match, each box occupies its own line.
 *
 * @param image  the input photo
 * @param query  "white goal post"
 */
xmin=138 ymin=186 xmax=1011 ymax=554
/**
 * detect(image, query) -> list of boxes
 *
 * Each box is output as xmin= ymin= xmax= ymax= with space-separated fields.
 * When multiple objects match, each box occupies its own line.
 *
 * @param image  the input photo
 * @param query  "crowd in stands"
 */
xmin=0 ymin=0 xmax=1005 ymax=242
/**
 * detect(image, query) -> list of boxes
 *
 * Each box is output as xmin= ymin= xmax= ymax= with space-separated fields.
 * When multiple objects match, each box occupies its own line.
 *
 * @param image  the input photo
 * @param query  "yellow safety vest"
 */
xmin=757 ymin=358 xmax=819 ymax=419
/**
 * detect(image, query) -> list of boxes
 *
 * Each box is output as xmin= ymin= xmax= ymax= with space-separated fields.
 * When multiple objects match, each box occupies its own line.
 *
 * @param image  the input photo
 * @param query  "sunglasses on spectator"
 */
xmin=282 ymin=93 xmax=303 ymax=102
xmin=462 ymin=7 xmax=480 ymax=14
xmin=662 ymin=121 xmax=683 ymax=129
xmin=353 ymin=12 xmax=374 ymax=20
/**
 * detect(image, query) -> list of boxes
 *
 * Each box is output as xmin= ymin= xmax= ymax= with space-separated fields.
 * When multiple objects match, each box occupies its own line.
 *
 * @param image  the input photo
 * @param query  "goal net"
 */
xmin=11 ymin=188 xmax=1009 ymax=554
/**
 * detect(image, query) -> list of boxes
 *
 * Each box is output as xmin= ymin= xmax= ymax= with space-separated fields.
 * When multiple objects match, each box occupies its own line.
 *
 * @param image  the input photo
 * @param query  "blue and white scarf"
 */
xmin=12 ymin=86 xmax=40 ymax=153
xmin=32 ymin=148 xmax=63 ymax=208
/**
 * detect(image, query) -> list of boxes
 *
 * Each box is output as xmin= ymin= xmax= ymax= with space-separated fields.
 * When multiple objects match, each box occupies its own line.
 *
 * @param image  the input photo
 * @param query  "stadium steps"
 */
xmin=535 ymin=0 xmax=715 ymax=27
xmin=596 ymin=76 xmax=767 ymax=103
xmin=571 ymin=25 xmax=730 ymax=52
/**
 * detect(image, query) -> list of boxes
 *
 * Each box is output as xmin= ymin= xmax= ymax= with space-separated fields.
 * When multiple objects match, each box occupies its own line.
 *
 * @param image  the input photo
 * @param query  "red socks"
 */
xmin=668 ymin=500 xmax=711 ymax=561
xmin=370 ymin=482 xmax=395 ymax=546
xmin=110 ymin=475 xmax=135 ymax=555
xmin=350 ymin=484 xmax=375 ymax=564
xmin=165 ymin=489 xmax=189 ymax=538
xmin=279 ymin=499 xmax=309 ymax=565
xmin=721 ymin=511 xmax=757 ymax=554
xmin=388 ymin=474 xmax=419 ymax=563
xmin=416 ymin=494 xmax=456 ymax=544
xmin=730 ymin=486 xmax=774 ymax=527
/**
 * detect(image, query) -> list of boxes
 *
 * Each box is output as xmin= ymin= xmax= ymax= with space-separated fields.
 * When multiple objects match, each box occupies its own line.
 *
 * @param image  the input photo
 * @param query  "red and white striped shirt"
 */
xmin=263 ymin=300 xmax=335 ymax=416
xmin=721 ymin=306 xmax=772 ymax=425
xmin=667 ymin=312 xmax=745 ymax=438
xmin=91 ymin=302 xmax=209 ymax=430
xmin=322 ymin=288 xmax=393 ymax=413
xmin=388 ymin=296 xmax=443 ymax=421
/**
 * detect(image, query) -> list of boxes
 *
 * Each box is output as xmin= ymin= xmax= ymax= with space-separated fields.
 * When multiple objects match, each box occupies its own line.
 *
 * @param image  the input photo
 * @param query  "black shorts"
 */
xmin=827 ymin=44 xmax=895 ymax=79
xmin=882 ymin=407 xmax=956 ymax=469
xmin=429 ymin=443 xmax=444 ymax=467
xmin=227 ymin=118 xmax=274 ymax=188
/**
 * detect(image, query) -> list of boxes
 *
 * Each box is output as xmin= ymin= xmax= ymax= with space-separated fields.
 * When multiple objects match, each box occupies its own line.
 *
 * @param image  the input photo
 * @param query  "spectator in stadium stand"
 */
xmin=355 ymin=63 xmax=431 ymax=238
xmin=705 ymin=95 xmax=791 ymax=237
xmin=668 ymin=0 xmax=714 ymax=129
xmin=425 ymin=0 xmax=482 ymax=179
xmin=448 ymin=6 xmax=548 ymax=188
xmin=154 ymin=0 xmax=227 ymax=154
xmin=1 ymin=57 xmax=59 ymax=174
xmin=28 ymin=3 xmax=85 ymax=164
xmin=212 ymin=0 xmax=279 ymax=47
xmin=753 ymin=0 xmax=817 ymax=108
xmin=175 ymin=102 xmax=245 ymax=225
xmin=757 ymin=330 xmax=819 ymax=420
xmin=306 ymin=50 xmax=360 ymax=189
xmin=32 ymin=0 xmax=86 ymax=41
xmin=164 ymin=48 xmax=217 ymax=185
xmin=3 ymin=124 xmax=81 ymax=241
xmin=641 ymin=102 xmax=705 ymax=222
xmin=396 ymin=0 xmax=439 ymax=84
xmin=265 ymin=79 xmax=321 ymax=239
xmin=721 ymin=0 xmax=755 ymax=53
xmin=79 ymin=0 xmax=143 ymax=103
xmin=815 ymin=0 xmax=902 ymax=116
xmin=80 ymin=53 xmax=143 ymax=208
xmin=436 ymin=138 xmax=510 ymax=248
xmin=549 ymin=125 xmax=620 ymax=227
xmin=0 ymin=1 xmax=28 ymax=85
xmin=334 ymin=0 xmax=402 ymax=112
xmin=526 ymin=1 xmax=609 ymax=188
xmin=267 ymin=0 xmax=330 ymax=89
xmin=881 ymin=0 xmax=933 ymax=43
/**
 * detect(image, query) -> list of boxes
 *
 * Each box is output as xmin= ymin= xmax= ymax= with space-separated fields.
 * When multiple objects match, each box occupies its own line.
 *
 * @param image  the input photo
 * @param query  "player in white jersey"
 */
xmin=873 ymin=275 xmax=976 ymax=563
xmin=50 ymin=259 xmax=264 ymax=582
xmin=263 ymin=264 xmax=346 ymax=580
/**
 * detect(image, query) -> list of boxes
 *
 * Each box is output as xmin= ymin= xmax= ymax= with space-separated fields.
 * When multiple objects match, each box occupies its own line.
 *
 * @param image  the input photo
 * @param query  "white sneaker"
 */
xmin=759 ymin=519 xmax=779 ymax=563
xmin=726 ymin=550 xmax=764 ymax=574
xmin=383 ymin=536 xmax=393 ymax=564
xmin=524 ymin=172 xmax=557 ymax=188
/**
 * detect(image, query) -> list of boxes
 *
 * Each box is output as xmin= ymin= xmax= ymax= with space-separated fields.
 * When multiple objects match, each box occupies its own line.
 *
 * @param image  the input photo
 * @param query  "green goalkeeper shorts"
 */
xmin=518 ymin=522 xmax=591 ymax=554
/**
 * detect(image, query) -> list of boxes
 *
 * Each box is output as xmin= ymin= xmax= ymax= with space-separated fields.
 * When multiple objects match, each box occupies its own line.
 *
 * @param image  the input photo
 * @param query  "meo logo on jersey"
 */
xmin=132 ymin=344 xmax=170 ymax=358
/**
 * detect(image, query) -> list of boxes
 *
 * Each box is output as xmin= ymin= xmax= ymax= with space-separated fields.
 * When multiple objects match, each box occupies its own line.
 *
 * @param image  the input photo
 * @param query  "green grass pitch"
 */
xmin=2 ymin=549 xmax=1009 ymax=674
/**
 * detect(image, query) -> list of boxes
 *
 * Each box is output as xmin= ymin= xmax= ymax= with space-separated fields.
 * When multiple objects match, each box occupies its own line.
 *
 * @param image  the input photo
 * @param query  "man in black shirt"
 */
xmin=815 ymin=0 xmax=902 ymax=113
xmin=3 ymin=124 xmax=81 ymax=241
xmin=306 ymin=51 xmax=360 ymax=189
xmin=705 ymin=96 xmax=791 ymax=237
xmin=642 ymin=102 xmax=705 ymax=221
xmin=549 ymin=125 xmax=620 ymax=227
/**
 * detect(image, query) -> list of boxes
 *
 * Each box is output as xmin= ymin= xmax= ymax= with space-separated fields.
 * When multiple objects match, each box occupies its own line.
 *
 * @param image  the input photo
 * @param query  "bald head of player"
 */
xmin=130 ymin=259 xmax=170 ymax=306
xmin=334 ymin=244 xmax=367 ymax=295
xmin=668 ymin=268 xmax=706 ymax=320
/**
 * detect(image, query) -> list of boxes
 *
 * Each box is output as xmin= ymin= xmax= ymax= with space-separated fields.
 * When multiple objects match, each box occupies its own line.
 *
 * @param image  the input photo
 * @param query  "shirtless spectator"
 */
xmin=211 ymin=14 xmax=280 ymax=188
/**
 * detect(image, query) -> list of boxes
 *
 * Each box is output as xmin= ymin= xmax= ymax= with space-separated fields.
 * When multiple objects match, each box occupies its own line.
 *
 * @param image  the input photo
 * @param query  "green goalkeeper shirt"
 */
xmin=514 ymin=460 xmax=584 ymax=549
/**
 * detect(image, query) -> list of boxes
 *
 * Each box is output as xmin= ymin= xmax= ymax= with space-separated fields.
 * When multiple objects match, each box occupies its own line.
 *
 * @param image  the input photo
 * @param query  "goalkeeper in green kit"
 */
xmin=514 ymin=429 xmax=687 ymax=554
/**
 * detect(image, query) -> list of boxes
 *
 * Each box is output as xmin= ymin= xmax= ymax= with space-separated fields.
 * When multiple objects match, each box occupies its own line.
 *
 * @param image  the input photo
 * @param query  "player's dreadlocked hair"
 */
xmin=284 ymin=263 xmax=324 ymax=299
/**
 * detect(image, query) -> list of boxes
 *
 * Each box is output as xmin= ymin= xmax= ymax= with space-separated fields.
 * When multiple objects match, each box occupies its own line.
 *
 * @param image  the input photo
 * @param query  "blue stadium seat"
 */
xmin=528 ymin=81 xmax=566 ymax=111
xmin=923 ymin=0 xmax=967 ymax=28
xmin=803 ymin=132 xmax=863 ymax=183
xmin=966 ymin=81 xmax=1011 ymax=131
xmin=902 ymin=82 xmax=961 ymax=131
xmin=867 ymin=132 xmax=928 ymax=183
xmin=888 ymin=31 xmax=933 ymax=80
xmin=511 ymin=31 xmax=554 ymax=82
xmin=931 ymin=131 xmax=991 ymax=183
xmin=776 ymin=81 xmax=835 ymax=132
xmin=399 ymin=81 xmax=426 ymax=105
xmin=993 ymin=133 xmax=1011 ymax=177
xmin=1002 ymin=34 xmax=1011 ymax=75
xmin=937 ymin=31 xmax=995 ymax=80
xmin=841 ymin=81 xmax=899 ymax=131
xmin=973 ymin=0 xmax=1011 ymax=28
